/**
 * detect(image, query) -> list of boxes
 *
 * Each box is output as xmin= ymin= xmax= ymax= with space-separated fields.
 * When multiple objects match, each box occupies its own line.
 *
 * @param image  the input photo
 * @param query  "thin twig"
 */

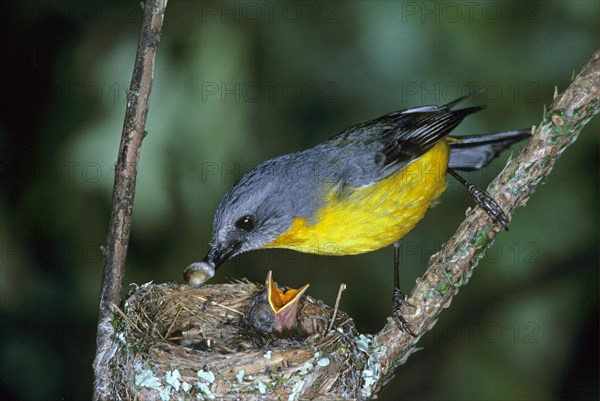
xmin=164 ymin=307 xmax=183 ymax=339
xmin=112 ymin=304 xmax=142 ymax=333
xmin=191 ymin=295 xmax=245 ymax=316
xmin=328 ymin=283 xmax=347 ymax=332
xmin=92 ymin=1 xmax=168 ymax=400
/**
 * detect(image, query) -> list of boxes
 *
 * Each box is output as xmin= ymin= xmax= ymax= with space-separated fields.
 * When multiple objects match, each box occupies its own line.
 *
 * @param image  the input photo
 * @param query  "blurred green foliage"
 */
xmin=0 ymin=1 xmax=598 ymax=400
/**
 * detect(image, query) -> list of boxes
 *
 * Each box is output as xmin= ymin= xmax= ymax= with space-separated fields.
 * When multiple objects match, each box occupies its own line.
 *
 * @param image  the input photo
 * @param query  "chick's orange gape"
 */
xmin=183 ymin=93 xmax=531 ymax=333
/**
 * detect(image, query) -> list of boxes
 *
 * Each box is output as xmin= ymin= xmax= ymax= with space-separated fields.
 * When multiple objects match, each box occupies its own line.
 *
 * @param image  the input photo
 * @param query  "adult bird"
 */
xmin=184 ymin=93 xmax=530 ymax=333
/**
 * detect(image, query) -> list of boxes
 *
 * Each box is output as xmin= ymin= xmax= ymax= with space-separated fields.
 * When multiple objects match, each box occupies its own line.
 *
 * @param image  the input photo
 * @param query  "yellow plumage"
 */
xmin=266 ymin=140 xmax=449 ymax=255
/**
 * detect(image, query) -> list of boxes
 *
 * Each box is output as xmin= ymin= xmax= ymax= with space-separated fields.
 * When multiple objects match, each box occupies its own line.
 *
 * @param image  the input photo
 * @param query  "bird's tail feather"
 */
xmin=448 ymin=129 xmax=531 ymax=171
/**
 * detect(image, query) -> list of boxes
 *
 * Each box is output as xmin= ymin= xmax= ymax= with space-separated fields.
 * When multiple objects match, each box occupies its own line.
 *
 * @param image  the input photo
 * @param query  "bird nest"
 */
xmin=110 ymin=280 xmax=381 ymax=400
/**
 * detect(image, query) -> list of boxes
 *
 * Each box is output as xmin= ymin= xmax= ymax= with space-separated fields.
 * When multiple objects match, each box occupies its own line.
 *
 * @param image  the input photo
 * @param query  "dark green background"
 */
xmin=1 ymin=1 xmax=598 ymax=400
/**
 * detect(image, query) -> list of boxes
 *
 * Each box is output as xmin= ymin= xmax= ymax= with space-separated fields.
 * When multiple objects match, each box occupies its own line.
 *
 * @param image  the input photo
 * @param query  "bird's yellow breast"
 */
xmin=266 ymin=140 xmax=450 ymax=255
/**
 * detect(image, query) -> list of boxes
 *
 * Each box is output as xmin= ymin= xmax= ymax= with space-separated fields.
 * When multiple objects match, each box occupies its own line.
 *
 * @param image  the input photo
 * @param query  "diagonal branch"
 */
xmin=92 ymin=1 xmax=168 ymax=400
xmin=371 ymin=48 xmax=600 ymax=394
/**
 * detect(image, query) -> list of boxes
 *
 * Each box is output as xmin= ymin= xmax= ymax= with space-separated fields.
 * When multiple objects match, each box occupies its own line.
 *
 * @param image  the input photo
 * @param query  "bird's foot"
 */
xmin=392 ymin=288 xmax=417 ymax=337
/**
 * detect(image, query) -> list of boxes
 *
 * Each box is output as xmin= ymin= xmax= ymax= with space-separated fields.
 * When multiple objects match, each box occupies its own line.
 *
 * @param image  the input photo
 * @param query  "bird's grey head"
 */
xmin=202 ymin=160 xmax=296 ymax=270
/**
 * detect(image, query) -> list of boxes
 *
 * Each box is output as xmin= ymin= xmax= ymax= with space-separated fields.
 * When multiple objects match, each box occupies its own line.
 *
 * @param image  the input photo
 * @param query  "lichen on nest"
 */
xmin=110 ymin=280 xmax=372 ymax=400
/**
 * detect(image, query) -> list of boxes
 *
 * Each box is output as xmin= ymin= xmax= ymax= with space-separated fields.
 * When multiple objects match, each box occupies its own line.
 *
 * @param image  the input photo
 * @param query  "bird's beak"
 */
xmin=183 ymin=242 xmax=239 ymax=286
xmin=266 ymin=271 xmax=310 ymax=332
xmin=203 ymin=243 xmax=237 ymax=270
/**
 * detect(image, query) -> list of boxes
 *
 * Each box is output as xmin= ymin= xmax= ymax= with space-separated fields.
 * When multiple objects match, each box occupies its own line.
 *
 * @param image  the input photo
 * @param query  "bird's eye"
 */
xmin=235 ymin=215 xmax=255 ymax=231
xmin=258 ymin=309 xmax=271 ymax=325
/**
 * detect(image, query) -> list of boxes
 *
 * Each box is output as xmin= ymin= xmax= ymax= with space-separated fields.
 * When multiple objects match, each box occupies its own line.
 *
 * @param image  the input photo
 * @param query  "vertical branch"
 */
xmin=92 ymin=1 xmax=168 ymax=400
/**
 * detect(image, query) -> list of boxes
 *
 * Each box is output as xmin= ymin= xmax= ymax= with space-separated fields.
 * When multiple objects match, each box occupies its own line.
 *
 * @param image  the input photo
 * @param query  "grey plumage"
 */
xmin=200 ymin=96 xmax=530 ymax=270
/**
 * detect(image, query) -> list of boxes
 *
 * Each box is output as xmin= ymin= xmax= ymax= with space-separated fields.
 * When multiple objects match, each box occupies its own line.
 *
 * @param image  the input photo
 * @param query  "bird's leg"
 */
xmin=446 ymin=168 xmax=509 ymax=230
xmin=392 ymin=241 xmax=416 ymax=336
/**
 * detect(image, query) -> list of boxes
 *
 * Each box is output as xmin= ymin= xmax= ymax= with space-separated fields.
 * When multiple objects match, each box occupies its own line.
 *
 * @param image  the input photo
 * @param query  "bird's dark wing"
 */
xmin=321 ymin=96 xmax=483 ymax=188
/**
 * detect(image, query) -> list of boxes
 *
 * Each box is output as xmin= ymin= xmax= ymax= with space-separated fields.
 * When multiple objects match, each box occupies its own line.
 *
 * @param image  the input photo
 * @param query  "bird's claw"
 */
xmin=392 ymin=288 xmax=417 ymax=336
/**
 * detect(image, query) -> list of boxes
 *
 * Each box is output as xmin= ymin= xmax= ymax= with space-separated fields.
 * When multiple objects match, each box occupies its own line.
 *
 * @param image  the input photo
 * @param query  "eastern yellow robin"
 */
xmin=184 ymin=93 xmax=530 ymax=333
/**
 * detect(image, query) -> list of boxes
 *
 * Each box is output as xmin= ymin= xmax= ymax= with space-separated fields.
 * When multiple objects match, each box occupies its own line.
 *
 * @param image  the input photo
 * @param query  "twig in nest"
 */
xmin=191 ymin=294 xmax=245 ymax=316
xmin=164 ymin=306 xmax=183 ymax=339
xmin=328 ymin=283 xmax=347 ymax=332
xmin=112 ymin=303 xmax=142 ymax=333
